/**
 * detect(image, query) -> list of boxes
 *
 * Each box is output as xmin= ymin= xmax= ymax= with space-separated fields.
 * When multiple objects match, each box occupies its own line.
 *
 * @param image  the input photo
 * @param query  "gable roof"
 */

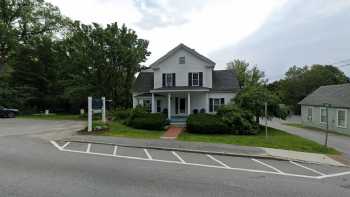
xmin=132 ymin=72 xmax=154 ymax=92
xmin=298 ymin=83 xmax=350 ymax=108
xmin=212 ymin=70 xmax=240 ymax=92
xmin=149 ymin=43 xmax=216 ymax=68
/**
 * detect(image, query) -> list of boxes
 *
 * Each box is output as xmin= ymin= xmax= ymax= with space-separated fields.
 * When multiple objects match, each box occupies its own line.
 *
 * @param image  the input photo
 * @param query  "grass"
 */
xmin=18 ymin=114 xmax=82 ymax=121
xmin=178 ymin=127 xmax=339 ymax=154
xmin=97 ymin=121 xmax=163 ymax=139
xmin=284 ymin=123 xmax=350 ymax=137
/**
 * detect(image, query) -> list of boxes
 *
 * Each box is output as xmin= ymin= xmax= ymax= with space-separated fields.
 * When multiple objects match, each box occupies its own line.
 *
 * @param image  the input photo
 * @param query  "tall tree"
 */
xmin=226 ymin=59 xmax=266 ymax=88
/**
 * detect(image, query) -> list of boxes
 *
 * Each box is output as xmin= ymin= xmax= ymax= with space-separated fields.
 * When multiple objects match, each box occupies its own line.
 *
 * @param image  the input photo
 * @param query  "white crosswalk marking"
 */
xmin=172 ymin=151 xmax=186 ymax=163
xmin=290 ymin=161 xmax=326 ymax=176
xmin=144 ymin=149 xmax=153 ymax=160
xmin=207 ymin=155 xmax=230 ymax=168
xmin=252 ymin=159 xmax=284 ymax=174
xmin=113 ymin=146 xmax=118 ymax=156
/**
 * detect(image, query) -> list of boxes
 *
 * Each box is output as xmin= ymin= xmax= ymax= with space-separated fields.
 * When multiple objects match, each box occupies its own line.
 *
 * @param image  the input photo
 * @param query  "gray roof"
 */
xmin=149 ymin=43 xmax=216 ymax=68
xmin=299 ymin=83 xmax=350 ymax=108
xmin=212 ymin=70 xmax=240 ymax=92
xmin=132 ymin=72 xmax=154 ymax=92
xmin=133 ymin=70 xmax=240 ymax=93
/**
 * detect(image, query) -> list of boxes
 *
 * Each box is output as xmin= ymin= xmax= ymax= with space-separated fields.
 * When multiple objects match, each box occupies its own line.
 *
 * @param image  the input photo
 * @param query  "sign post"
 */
xmin=88 ymin=97 xmax=92 ymax=132
xmin=102 ymin=97 xmax=106 ymax=123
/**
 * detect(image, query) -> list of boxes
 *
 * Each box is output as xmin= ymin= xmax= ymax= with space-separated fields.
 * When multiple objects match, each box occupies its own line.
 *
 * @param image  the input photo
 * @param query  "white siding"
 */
xmin=153 ymin=48 xmax=213 ymax=89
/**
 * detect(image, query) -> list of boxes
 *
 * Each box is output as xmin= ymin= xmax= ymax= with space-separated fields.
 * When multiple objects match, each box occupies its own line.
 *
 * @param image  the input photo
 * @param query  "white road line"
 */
xmin=252 ymin=159 xmax=284 ymax=174
xmin=61 ymin=142 xmax=70 ymax=149
xmin=172 ymin=151 xmax=186 ymax=164
xmin=50 ymin=140 xmax=63 ymax=150
xmin=290 ymin=161 xmax=326 ymax=176
xmin=113 ymin=146 xmax=118 ymax=156
xmin=318 ymin=171 xmax=350 ymax=179
xmin=207 ymin=154 xmax=230 ymax=168
xmin=86 ymin=143 xmax=91 ymax=153
xmin=57 ymin=146 xmax=319 ymax=179
xmin=144 ymin=149 xmax=153 ymax=160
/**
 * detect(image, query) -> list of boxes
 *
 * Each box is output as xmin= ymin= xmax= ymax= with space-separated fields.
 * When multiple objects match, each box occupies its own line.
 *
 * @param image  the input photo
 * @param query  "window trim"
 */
xmin=209 ymin=98 xmax=225 ymax=112
xmin=336 ymin=109 xmax=348 ymax=128
xmin=320 ymin=107 xmax=327 ymax=124
xmin=307 ymin=107 xmax=313 ymax=122
xmin=143 ymin=99 xmax=152 ymax=113
xmin=163 ymin=73 xmax=175 ymax=87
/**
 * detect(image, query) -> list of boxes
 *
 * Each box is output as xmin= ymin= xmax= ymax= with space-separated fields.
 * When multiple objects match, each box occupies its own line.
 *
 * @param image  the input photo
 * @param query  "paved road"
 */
xmin=268 ymin=118 xmax=350 ymax=159
xmin=0 ymin=118 xmax=350 ymax=196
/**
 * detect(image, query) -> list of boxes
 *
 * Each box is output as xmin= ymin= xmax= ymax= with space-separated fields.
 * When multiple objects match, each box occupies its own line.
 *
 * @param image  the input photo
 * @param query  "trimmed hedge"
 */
xmin=111 ymin=109 xmax=132 ymax=121
xmin=127 ymin=113 xmax=168 ymax=130
xmin=186 ymin=114 xmax=230 ymax=134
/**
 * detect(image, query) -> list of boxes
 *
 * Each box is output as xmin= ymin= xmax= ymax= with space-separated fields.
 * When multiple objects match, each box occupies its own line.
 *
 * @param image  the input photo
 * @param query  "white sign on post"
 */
xmin=87 ymin=96 xmax=106 ymax=132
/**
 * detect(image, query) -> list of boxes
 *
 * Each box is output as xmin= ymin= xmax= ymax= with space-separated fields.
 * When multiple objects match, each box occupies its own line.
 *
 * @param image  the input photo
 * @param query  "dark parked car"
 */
xmin=0 ymin=106 xmax=19 ymax=118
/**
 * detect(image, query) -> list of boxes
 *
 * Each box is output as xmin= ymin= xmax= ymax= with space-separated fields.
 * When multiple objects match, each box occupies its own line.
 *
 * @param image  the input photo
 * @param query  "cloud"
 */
xmin=133 ymin=0 xmax=205 ymax=29
xmin=209 ymin=0 xmax=350 ymax=81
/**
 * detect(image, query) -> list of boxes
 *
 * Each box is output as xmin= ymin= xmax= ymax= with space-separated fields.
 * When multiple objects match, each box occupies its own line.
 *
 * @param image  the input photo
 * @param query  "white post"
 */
xmin=168 ymin=93 xmax=171 ymax=120
xmin=187 ymin=92 xmax=191 ymax=115
xmin=205 ymin=92 xmax=209 ymax=113
xmin=102 ymin=97 xmax=106 ymax=123
xmin=88 ymin=97 xmax=92 ymax=132
xmin=151 ymin=93 xmax=155 ymax=113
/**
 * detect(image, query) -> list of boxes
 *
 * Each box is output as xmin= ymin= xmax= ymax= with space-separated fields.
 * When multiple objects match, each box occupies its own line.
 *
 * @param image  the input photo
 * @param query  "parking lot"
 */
xmin=51 ymin=140 xmax=350 ymax=180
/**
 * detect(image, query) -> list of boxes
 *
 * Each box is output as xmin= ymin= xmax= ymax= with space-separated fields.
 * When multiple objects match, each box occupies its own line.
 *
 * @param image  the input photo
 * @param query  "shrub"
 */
xmin=111 ymin=109 xmax=132 ymax=121
xmin=217 ymin=105 xmax=258 ymax=135
xmin=128 ymin=112 xmax=168 ymax=130
xmin=186 ymin=114 xmax=230 ymax=134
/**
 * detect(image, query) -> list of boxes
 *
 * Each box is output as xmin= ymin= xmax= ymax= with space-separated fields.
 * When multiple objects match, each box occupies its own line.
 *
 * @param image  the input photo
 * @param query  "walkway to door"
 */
xmin=161 ymin=126 xmax=184 ymax=139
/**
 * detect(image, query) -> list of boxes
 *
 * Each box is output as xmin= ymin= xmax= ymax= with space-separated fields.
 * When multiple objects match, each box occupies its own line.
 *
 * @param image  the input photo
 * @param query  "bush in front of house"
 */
xmin=186 ymin=113 xmax=230 ymax=134
xmin=217 ymin=105 xmax=258 ymax=135
xmin=127 ymin=111 xmax=169 ymax=130
xmin=111 ymin=108 xmax=132 ymax=121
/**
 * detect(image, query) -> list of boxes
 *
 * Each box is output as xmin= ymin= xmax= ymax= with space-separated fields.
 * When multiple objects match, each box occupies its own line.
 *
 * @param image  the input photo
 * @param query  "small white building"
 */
xmin=132 ymin=43 xmax=240 ymax=122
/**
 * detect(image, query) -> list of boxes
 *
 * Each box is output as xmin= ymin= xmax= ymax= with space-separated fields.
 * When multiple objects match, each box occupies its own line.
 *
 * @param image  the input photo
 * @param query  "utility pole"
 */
xmin=323 ymin=103 xmax=331 ymax=147
xmin=265 ymin=102 xmax=268 ymax=139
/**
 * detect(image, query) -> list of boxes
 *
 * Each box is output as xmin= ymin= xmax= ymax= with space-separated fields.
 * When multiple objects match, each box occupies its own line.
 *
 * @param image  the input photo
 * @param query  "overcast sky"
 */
xmin=47 ymin=0 xmax=350 ymax=81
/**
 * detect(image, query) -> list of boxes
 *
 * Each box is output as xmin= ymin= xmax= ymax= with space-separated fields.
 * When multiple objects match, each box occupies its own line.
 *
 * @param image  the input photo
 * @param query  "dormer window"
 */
xmin=179 ymin=56 xmax=185 ymax=64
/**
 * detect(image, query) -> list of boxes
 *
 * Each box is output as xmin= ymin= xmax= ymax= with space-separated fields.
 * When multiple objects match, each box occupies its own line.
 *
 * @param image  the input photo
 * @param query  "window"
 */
xmin=143 ymin=99 xmax=151 ymax=112
xmin=162 ymin=73 xmax=176 ymax=87
xmin=209 ymin=98 xmax=225 ymax=112
xmin=320 ymin=108 xmax=327 ymax=124
xmin=336 ymin=109 xmax=347 ymax=128
xmin=307 ymin=107 xmax=313 ymax=121
xmin=156 ymin=100 xmax=161 ymax=113
xmin=179 ymin=56 xmax=185 ymax=64
xmin=188 ymin=72 xmax=203 ymax=86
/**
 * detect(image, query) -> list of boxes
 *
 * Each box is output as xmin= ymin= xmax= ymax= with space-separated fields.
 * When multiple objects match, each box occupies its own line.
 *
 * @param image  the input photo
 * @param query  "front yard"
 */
xmin=178 ymin=127 xmax=338 ymax=154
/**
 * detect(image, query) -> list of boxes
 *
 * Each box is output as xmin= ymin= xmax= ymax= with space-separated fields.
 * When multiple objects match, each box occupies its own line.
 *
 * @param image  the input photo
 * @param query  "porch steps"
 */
xmin=161 ymin=126 xmax=184 ymax=140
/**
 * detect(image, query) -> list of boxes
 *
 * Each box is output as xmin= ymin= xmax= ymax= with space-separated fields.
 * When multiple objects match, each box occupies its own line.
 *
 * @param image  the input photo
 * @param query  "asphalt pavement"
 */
xmin=0 ymin=118 xmax=350 ymax=196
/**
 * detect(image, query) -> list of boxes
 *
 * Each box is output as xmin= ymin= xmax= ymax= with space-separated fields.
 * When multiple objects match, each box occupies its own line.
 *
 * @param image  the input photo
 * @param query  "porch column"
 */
xmin=168 ymin=93 xmax=171 ymax=119
xmin=205 ymin=92 xmax=209 ymax=113
xmin=187 ymin=92 xmax=191 ymax=115
xmin=151 ymin=93 xmax=155 ymax=113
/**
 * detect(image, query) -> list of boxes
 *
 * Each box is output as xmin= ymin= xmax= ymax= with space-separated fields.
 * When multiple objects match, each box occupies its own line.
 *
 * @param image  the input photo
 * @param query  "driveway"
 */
xmin=268 ymin=117 xmax=350 ymax=159
xmin=0 ymin=118 xmax=85 ymax=139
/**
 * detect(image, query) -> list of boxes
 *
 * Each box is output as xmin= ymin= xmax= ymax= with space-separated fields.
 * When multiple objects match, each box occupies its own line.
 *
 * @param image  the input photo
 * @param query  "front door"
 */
xmin=175 ymin=97 xmax=186 ymax=115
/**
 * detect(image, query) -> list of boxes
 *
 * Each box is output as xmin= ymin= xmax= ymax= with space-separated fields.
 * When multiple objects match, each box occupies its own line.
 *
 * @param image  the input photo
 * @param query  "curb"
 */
xmin=62 ymin=139 xmax=344 ymax=166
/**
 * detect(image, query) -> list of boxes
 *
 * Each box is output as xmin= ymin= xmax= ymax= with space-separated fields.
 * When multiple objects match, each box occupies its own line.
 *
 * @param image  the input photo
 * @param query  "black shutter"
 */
xmin=188 ymin=73 xmax=192 ymax=86
xmin=162 ymin=73 xmax=166 ymax=87
xmin=221 ymin=98 xmax=225 ymax=105
xmin=199 ymin=72 xmax=203 ymax=86
xmin=172 ymin=73 xmax=176 ymax=86
xmin=209 ymin=98 xmax=213 ymax=112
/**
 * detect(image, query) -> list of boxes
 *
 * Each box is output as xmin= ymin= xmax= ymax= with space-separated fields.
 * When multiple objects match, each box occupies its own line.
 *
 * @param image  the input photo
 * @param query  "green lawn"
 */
xmin=98 ymin=121 xmax=163 ymax=139
xmin=284 ymin=123 xmax=350 ymax=137
xmin=18 ymin=114 xmax=82 ymax=121
xmin=178 ymin=127 xmax=338 ymax=154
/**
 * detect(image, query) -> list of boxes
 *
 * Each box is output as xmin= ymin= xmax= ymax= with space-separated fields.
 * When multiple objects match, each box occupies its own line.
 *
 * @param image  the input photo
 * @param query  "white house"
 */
xmin=132 ymin=43 xmax=240 ymax=122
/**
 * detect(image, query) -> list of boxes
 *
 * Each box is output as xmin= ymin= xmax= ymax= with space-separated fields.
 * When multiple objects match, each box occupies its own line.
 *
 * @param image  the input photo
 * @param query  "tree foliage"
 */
xmin=0 ymin=0 xmax=150 ymax=113
xmin=268 ymin=65 xmax=349 ymax=114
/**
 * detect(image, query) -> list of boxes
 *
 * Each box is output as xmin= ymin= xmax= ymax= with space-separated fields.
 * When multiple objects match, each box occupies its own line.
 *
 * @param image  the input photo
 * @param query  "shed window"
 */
xmin=307 ymin=107 xmax=312 ymax=121
xmin=320 ymin=108 xmax=327 ymax=124
xmin=337 ymin=109 xmax=347 ymax=128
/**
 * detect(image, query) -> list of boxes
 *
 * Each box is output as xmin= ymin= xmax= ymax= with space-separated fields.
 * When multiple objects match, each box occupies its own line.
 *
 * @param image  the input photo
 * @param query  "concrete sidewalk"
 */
xmin=64 ymin=135 xmax=345 ymax=166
